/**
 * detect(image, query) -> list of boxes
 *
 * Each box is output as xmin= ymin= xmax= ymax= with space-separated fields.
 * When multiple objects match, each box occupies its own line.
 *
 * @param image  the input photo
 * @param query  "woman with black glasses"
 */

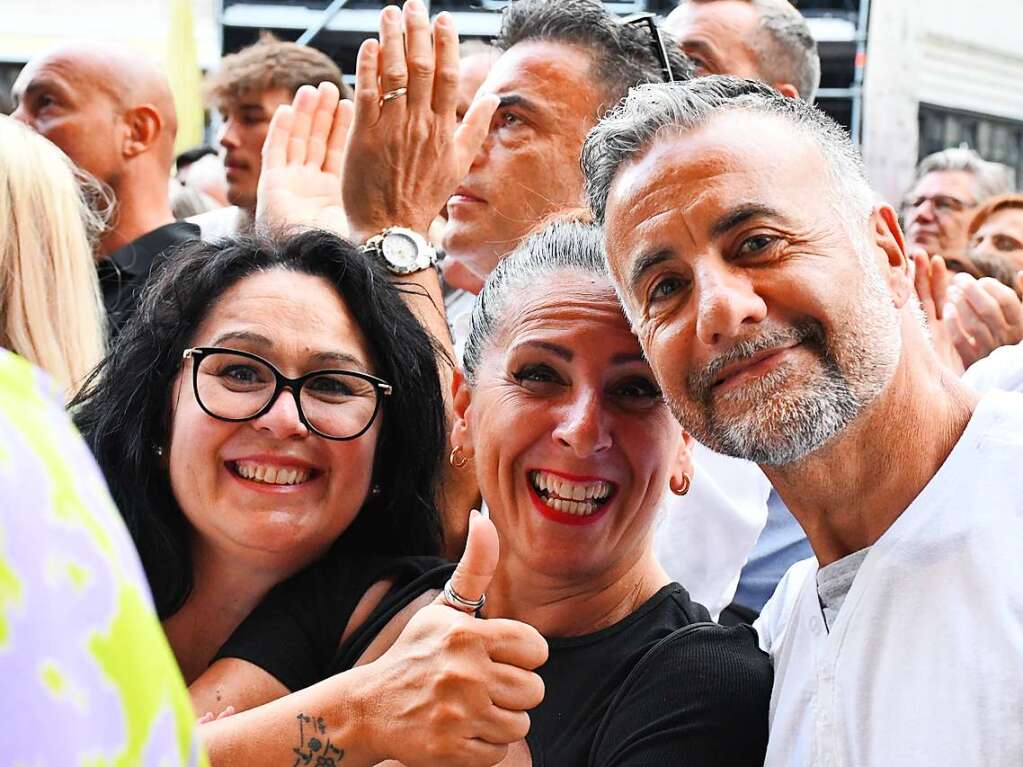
xmin=73 ymin=230 xmax=449 ymax=684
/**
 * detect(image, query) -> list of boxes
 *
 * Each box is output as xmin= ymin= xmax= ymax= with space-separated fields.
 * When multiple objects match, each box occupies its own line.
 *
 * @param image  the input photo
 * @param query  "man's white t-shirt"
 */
xmin=755 ymin=391 xmax=1023 ymax=766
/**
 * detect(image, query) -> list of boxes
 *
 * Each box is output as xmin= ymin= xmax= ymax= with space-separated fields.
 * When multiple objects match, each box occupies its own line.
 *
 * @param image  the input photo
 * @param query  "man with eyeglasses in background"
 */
xmin=902 ymin=146 xmax=1013 ymax=259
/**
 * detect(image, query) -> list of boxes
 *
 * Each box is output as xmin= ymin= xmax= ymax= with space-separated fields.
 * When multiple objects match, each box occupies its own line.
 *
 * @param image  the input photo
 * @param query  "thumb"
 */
xmin=439 ymin=509 xmax=499 ymax=609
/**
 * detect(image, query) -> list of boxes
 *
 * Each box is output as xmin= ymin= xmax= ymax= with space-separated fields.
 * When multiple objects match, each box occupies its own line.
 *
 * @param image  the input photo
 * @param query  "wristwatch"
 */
xmin=361 ymin=227 xmax=438 ymax=275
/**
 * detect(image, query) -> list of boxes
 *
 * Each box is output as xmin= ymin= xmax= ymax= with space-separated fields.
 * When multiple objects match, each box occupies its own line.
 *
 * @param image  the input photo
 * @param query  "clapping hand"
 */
xmin=343 ymin=0 xmax=499 ymax=242
xmin=944 ymin=271 xmax=1023 ymax=368
xmin=913 ymin=250 xmax=965 ymax=374
xmin=256 ymin=81 xmax=353 ymax=236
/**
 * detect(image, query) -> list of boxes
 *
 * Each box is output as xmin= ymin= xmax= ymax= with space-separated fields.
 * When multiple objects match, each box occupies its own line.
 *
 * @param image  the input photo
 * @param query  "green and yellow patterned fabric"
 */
xmin=0 ymin=349 xmax=206 ymax=766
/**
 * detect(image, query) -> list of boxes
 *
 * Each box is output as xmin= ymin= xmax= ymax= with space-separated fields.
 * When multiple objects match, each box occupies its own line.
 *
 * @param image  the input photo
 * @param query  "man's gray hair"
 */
xmin=582 ymin=76 xmax=874 ymax=236
xmin=496 ymin=0 xmax=694 ymax=113
xmin=672 ymin=0 xmax=820 ymax=102
xmin=913 ymin=146 xmax=1014 ymax=203
xmin=463 ymin=219 xmax=608 ymax=385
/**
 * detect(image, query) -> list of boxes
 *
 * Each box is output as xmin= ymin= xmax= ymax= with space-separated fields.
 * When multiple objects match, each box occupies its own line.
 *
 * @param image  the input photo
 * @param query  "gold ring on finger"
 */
xmin=380 ymin=87 xmax=408 ymax=105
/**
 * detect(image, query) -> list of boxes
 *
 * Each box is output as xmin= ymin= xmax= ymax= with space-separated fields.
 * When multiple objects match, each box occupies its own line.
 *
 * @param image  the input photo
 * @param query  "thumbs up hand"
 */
xmin=360 ymin=511 xmax=547 ymax=767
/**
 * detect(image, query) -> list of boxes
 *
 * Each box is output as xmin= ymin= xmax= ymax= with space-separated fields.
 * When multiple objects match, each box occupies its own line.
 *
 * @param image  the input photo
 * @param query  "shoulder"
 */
xmin=754 ymin=556 xmax=817 ymax=654
xmin=964 ymin=342 xmax=1023 ymax=395
xmin=631 ymin=622 xmax=773 ymax=697
xmin=591 ymin=623 xmax=771 ymax=766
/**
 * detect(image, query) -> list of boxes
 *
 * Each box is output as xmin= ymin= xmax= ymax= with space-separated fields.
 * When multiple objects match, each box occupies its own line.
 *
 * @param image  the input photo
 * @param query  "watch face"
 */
xmin=382 ymin=232 xmax=419 ymax=270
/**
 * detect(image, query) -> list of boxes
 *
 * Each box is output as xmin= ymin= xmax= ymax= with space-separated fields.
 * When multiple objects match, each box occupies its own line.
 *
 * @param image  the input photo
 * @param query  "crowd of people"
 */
xmin=2 ymin=0 xmax=1022 ymax=765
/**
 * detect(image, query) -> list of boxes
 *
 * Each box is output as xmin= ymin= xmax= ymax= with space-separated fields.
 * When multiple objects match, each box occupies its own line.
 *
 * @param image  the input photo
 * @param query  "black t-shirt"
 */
xmin=97 ymin=220 xmax=199 ymax=335
xmin=215 ymin=554 xmax=445 ymax=692
xmin=226 ymin=561 xmax=772 ymax=766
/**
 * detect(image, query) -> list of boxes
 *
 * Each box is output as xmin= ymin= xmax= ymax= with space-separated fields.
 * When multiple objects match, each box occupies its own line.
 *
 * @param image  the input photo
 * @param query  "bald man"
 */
xmin=12 ymin=45 xmax=199 ymax=334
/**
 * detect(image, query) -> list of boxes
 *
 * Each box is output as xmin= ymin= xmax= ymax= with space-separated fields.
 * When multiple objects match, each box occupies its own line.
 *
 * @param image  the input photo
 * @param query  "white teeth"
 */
xmin=529 ymin=471 xmax=612 ymax=507
xmin=235 ymin=461 xmax=311 ymax=486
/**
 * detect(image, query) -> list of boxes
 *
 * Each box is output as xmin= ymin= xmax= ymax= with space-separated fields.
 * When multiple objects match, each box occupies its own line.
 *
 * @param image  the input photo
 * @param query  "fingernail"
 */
xmin=436 ymin=11 xmax=451 ymax=26
xmin=383 ymin=5 xmax=400 ymax=22
xmin=406 ymin=0 xmax=425 ymax=14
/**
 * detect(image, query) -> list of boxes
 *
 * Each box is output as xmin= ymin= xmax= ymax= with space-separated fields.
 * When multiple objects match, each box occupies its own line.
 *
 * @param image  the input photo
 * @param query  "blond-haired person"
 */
xmin=0 ymin=115 xmax=106 ymax=396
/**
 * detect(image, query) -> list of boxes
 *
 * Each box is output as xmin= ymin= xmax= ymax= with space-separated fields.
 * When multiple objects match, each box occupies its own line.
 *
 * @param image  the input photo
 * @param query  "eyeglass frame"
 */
xmin=902 ymin=194 xmax=978 ymax=216
xmin=181 ymin=346 xmax=392 ymax=441
xmin=621 ymin=12 xmax=675 ymax=84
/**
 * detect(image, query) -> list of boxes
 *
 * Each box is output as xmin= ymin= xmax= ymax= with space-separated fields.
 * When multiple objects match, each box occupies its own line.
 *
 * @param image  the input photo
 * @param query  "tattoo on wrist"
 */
xmin=292 ymin=713 xmax=345 ymax=766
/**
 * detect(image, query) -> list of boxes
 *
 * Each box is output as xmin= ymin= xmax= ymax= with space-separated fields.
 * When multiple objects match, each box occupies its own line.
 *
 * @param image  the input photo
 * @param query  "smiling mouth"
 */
xmin=228 ymin=460 xmax=316 ymax=486
xmin=528 ymin=470 xmax=615 ymax=517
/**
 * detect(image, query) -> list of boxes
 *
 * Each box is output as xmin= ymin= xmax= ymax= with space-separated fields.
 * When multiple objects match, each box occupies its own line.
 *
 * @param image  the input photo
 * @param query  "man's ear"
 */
xmin=873 ymin=204 xmax=914 ymax=308
xmin=774 ymin=82 xmax=800 ymax=100
xmin=669 ymin=431 xmax=695 ymax=492
xmin=122 ymin=104 xmax=163 ymax=158
xmin=450 ymin=368 xmax=474 ymax=449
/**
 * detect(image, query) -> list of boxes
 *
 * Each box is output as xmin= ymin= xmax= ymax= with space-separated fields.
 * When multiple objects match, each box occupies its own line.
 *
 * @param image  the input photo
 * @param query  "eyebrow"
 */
xmin=628 ymin=250 xmax=673 ymax=295
xmin=519 ymin=341 xmax=646 ymax=367
xmin=709 ymin=203 xmax=784 ymax=238
xmin=210 ymin=331 xmax=368 ymax=371
xmin=497 ymin=94 xmax=538 ymax=113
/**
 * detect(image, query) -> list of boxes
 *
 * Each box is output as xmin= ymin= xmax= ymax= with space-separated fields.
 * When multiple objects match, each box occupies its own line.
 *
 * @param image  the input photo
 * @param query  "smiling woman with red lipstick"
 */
xmin=73 ymin=230 xmax=449 ymax=685
xmin=201 ymin=220 xmax=772 ymax=767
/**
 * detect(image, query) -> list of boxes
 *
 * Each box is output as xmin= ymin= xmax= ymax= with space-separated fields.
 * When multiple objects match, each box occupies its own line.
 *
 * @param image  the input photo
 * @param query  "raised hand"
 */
xmin=255 ymin=81 xmax=353 ymax=236
xmin=343 ymin=0 xmax=500 ymax=242
xmin=944 ymin=272 xmax=1023 ymax=368
xmin=913 ymin=250 xmax=965 ymax=374
xmin=361 ymin=511 xmax=547 ymax=767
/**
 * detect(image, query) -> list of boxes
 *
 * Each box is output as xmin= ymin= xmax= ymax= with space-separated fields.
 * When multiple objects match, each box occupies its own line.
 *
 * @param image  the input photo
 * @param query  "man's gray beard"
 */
xmin=673 ymin=319 xmax=865 ymax=465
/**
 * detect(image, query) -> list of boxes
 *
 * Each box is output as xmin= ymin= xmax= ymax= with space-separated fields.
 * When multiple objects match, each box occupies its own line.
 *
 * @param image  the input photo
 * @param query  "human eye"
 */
xmin=648 ymin=275 xmax=686 ymax=305
xmin=306 ymin=373 xmax=374 ymax=402
xmin=217 ymin=363 xmax=270 ymax=389
xmin=611 ymin=376 xmax=662 ymax=402
xmin=736 ymin=233 xmax=778 ymax=257
xmin=497 ymin=109 xmax=524 ymax=128
xmin=512 ymin=363 xmax=565 ymax=391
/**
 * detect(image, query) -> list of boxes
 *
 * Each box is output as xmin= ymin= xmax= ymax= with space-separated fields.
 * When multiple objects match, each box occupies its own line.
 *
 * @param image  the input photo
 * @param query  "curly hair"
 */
xmin=73 ymin=231 xmax=445 ymax=617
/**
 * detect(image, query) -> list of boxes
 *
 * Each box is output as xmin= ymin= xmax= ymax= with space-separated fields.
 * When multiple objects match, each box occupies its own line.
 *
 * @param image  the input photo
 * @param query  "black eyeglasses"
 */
xmin=622 ymin=12 xmax=675 ymax=84
xmin=182 ymin=347 xmax=392 ymax=441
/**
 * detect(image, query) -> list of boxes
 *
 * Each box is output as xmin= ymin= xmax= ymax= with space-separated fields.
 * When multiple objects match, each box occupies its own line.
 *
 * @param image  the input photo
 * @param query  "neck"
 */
xmin=764 ymin=350 xmax=979 ymax=567
xmin=161 ymin=538 xmax=288 ymax=684
xmin=483 ymin=537 xmax=669 ymax=637
xmin=99 ymin=173 xmax=175 ymax=258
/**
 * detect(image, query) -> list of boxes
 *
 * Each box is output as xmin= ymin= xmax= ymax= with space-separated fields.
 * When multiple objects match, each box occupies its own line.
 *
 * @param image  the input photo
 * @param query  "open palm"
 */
xmin=256 ymin=82 xmax=353 ymax=237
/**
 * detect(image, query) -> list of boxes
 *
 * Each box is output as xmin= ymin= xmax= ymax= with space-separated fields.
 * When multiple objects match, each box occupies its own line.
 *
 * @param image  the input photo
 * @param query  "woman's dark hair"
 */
xmin=73 ymin=231 xmax=446 ymax=618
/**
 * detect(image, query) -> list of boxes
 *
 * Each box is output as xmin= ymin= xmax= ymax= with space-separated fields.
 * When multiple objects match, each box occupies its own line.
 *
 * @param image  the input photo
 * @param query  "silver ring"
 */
xmin=381 ymin=87 xmax=408 ymax=104
xmin=442 ymin=579 xmax=486 ymax=613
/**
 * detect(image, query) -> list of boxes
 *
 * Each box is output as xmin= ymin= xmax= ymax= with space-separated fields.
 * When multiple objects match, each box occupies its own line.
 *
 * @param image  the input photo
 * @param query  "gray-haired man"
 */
xmin=583 ymin=76 xmax=1023 ymax=765
xmin=902 ymin=146 xmax=1014 ymax=259
xmin=664 ymin=0 xmax=819 ymax=101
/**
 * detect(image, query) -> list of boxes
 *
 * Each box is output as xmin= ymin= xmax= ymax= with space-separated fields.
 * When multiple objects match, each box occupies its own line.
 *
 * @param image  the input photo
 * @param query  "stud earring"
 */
xmin=371 ymin=484 xmax=382 ymax=496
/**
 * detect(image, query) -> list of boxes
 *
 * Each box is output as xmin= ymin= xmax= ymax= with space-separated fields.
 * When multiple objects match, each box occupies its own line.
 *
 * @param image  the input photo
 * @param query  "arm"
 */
xmin=342 ymin=2 xmax=498 ymax=547
xmin=591 ymin=625 xmax=772 ymax=767
xmin=201 ymin=512 xmax=548 ymax=767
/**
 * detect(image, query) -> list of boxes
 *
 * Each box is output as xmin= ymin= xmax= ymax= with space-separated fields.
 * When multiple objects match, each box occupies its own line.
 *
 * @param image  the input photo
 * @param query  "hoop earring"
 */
xmin=449 ymin=446 xmax=468 ymax=468
xmin=670 ymin=473 xmax=691 ymax=496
